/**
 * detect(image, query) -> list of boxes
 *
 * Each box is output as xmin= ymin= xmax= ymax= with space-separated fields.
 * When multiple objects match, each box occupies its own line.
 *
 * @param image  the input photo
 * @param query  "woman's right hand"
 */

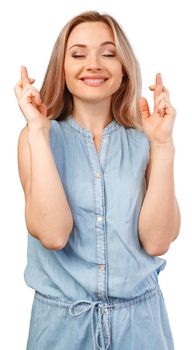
xmin=14 ymin=66 xmax=50 ymax=130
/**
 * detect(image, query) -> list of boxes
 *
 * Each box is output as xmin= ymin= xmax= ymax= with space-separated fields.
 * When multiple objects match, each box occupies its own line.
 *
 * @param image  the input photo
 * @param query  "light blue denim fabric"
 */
xmin=25 ymin=115 xmax=175 ymax=349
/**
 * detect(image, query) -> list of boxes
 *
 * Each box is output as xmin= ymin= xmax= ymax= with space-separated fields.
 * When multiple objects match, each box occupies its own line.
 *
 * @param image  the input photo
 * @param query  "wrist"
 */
xmin=150 ymin=137 xmax=175 ymax=148
xmin=150 ymin=139 xmax=175 ymax=160
xmin=27 ymin=126 xmax=50 ymax=144
xmin=26 ymin=117 xmax=50 ymax=131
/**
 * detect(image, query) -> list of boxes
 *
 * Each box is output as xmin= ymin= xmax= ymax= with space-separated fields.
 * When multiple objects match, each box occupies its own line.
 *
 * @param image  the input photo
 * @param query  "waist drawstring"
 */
xmin=69 ymin=299 xmax=114 ymax=350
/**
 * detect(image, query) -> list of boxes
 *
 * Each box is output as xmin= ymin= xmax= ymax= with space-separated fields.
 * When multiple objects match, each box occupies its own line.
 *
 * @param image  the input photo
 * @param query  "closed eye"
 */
xmin=72 ymin=54 xmax=116 ymax=58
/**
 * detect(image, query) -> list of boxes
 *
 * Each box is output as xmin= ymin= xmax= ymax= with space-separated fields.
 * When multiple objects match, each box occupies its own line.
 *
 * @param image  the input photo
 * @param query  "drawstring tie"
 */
xmin=69 ymin=299 xmax=114 ymax=350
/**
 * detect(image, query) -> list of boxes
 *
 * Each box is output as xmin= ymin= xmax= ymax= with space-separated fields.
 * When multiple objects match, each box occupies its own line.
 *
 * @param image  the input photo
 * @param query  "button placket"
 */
xmin=95 ymin=168 xmax=107 ymax=300
xmin=83 ymin=128 xmax=112 ymax=301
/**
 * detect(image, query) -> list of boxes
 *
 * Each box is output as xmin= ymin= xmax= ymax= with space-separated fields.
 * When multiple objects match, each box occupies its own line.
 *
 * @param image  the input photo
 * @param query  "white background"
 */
xmin=0 ymin=0 xmax=191 ymax=349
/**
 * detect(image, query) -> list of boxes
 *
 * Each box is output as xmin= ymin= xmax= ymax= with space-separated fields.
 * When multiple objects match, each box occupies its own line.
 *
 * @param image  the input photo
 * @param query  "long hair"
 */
xmin=40 ymin=11 xmax=144 ymax=130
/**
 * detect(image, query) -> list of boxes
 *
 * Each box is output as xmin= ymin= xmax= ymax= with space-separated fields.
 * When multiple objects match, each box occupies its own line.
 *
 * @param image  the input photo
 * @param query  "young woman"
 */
xmin=15 ymin=10 xmax=180 ymax=350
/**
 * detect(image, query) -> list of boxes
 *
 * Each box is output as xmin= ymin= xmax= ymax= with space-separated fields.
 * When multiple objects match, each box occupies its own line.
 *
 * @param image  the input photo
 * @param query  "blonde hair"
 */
xmin=40 ymin=11 xmax=144 ymax=130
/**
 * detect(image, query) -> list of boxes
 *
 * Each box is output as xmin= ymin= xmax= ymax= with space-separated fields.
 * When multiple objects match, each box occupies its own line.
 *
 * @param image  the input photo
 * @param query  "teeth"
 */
xmin=83 ymin=79 xmax=106 ymax=83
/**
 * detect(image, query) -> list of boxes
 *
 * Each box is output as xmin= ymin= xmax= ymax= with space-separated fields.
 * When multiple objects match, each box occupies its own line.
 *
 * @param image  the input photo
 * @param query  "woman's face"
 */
xmin=64 ymin=21 xmax=124 ymax=104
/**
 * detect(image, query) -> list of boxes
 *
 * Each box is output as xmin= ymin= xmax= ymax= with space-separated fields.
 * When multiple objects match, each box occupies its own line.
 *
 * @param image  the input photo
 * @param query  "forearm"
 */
xmin=138 ymin=140 xmax=181 ymax=256
xmin=26 ymin=127 xmax=73 ymax=250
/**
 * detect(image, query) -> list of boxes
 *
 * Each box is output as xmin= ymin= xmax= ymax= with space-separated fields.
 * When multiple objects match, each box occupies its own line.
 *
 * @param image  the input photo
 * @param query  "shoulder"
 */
xmin=125 ymin=127 xmax=150 ymax=147
xmin=49 ymin=119 xmax=64 ymax=147
xmin=49 ymin=119 xmax=62 ymax=135
xmin=125 ymin=127 xmax=150 ymax=166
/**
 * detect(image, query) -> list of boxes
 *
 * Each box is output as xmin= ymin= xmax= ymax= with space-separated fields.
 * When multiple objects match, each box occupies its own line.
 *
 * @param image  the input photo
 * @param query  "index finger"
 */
xmin=21 ymin=66 xmax=30 ymax=86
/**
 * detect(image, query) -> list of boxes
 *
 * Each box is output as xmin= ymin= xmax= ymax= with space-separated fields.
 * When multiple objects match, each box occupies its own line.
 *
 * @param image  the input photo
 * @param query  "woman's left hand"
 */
xmin=139 ymin=73 xmax=176 ymax=144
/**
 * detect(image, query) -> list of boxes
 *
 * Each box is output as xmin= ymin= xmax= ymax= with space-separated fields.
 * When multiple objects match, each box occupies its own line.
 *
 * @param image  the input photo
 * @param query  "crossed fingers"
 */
xmin=14 ymin=66 xmax=41 ymax=106
xmin=149 ymin=73 xmax=170 ymax=117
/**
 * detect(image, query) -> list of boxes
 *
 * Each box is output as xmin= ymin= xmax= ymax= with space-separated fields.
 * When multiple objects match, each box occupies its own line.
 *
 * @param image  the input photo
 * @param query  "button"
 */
xmin=97 ymin=216 xmax=103 ymax=222
xmin=104 ymin=308 xmax=108 ymax=313
xmin=98 ymin=264 xmax=105 ymax=271
xmin=96 ymin=172 xmax=101 ymax=178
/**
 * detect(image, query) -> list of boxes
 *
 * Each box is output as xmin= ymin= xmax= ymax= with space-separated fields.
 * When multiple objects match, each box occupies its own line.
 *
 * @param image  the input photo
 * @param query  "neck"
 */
xmin=71 ymin=98 xmax=113 ymax=136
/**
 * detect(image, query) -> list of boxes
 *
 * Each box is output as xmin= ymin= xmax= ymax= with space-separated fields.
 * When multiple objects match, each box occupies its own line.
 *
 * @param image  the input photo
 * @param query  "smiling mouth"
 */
xmin=80 ymin=78 xmax=108 ymax=86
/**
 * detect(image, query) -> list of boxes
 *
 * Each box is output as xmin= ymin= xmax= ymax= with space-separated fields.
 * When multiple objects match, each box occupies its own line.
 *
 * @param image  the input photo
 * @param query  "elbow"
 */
xmin=40 ymin=232 xmax=70 ymax=251
xmin=50 ymin=220 xmax=74 ymax=250
xmin=27 ymin=231 xmax=68 ymax=250
xmin=30 ymin=222 xmax=73 ymax=251
xmin=41 ymin=240 xmax=67 ymax=251
xmin=43 ymin=221 xmax=73 ymax=250
xmin=144 ymin=243 xmax=171 ymax=257
xmin=26 ymin=213 xmax=74 ymax=250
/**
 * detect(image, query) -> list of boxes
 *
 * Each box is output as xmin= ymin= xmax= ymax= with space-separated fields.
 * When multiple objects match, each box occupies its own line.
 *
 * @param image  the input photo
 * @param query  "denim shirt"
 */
xmin=24 ymin=115 xmax=166 ymax=303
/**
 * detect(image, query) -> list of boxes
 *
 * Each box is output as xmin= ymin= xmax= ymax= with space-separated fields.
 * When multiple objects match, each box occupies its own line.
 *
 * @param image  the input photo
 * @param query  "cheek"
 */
xmin=111 ymin=63 xmax=123 ymax=80
xmin=112 ymin=69 xmax=123 ymax=88
xmin=64 ymin=63 xmax=72 ymax=78
xmin=111 ymin=79 xmax=123 ymax=95
xmin=65 ymin=61 xmax=81 ymax=80
xmin=64 ymin=64 xmax=77 ymax=88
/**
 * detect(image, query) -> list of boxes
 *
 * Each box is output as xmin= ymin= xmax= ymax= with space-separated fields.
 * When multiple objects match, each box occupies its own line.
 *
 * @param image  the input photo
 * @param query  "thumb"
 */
xmin=139 ymin=97 xmax=150 ymax=119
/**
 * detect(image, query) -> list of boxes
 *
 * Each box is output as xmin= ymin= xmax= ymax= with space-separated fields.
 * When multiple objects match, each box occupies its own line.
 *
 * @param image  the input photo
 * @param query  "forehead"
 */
xmin=66 ymin=22 xmax=115 ymax=48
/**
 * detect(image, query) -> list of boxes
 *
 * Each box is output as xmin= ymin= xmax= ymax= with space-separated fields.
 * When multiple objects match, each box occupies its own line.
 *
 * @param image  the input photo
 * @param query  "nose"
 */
xmin=87 ymin=66 xmax=102 ymax=73
xmin=85 ymin=54 xmax=102 ymax=71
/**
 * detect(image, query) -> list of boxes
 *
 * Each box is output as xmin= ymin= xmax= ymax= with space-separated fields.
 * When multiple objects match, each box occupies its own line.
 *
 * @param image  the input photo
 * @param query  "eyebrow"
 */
xmin=68 ymin=41 xmax=116 ymax=50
